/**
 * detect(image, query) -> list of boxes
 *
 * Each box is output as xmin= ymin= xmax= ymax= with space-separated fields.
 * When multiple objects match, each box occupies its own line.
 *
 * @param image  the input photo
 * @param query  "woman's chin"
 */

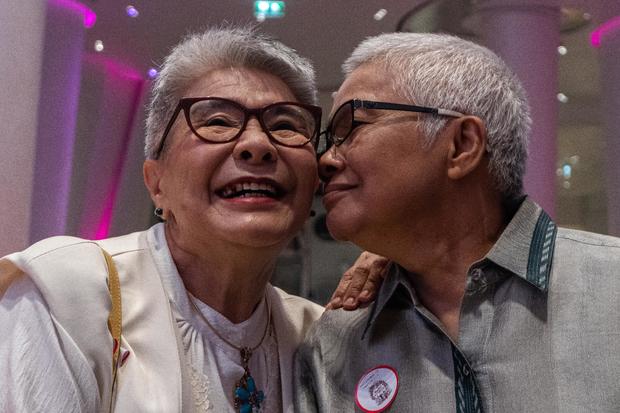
xmin=215 ymin=217 xmax=299 ymax=249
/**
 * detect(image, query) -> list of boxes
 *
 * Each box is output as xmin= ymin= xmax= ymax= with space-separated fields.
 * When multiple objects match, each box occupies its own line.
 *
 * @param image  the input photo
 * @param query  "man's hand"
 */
xmin=326 ymin=252 xmax=390 ymax=310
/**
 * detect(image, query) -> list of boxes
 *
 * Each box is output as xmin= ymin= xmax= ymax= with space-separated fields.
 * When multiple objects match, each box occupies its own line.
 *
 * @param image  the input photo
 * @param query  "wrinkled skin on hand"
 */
xmin=326 ymin=251 xmax=390 ymax=310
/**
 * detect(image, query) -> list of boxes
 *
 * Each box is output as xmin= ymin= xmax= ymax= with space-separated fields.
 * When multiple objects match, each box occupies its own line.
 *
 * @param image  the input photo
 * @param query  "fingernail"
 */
xmin=331 ymin=297 xmax=341 ymax=306
xmin=345 ymin=297 xmax=355 ymax=305
xmin=360 ymin=290 xmax=370 ymax=299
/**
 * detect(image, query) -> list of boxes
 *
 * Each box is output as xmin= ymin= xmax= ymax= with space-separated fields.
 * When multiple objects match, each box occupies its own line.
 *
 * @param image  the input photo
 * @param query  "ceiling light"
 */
xmin=148 ymin=68 xmax=158 ymax=79
xmin=94 ymin=40 xmax=104 ymax=52
xmin=256 ymin=1 xmax=270 ymax=12
xmin=557 ymin=93 xmax=569 ymax=103
xmin=254 ymin=1 xmax=284 ymax=19
xmin=374 ymin=9 xmax=387 ymax=21
xmin=557 ymin=45 xmax=567 ymax=55
xmin=562 ymin=164 xmax=572 ymax=179
xmin=126 ymin=5 xmax=139 ymax=18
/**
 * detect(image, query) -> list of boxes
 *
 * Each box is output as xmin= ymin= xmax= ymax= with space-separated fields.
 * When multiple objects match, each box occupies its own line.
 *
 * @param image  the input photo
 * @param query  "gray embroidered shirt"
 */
xmin=295 ymin=197 xmax=620 ymax=412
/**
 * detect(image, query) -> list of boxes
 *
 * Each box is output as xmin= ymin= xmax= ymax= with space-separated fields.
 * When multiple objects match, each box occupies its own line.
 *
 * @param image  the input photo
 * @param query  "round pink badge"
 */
xmin=355 ymin=365 xmax=399 ymax=412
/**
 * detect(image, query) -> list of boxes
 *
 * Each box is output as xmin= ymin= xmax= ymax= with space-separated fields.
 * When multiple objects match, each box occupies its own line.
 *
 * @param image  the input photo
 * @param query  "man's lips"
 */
xmin=322 ymin=183 xmax=356 ymax=208
xmin=323 ymin=183 xmax=356 ymax=194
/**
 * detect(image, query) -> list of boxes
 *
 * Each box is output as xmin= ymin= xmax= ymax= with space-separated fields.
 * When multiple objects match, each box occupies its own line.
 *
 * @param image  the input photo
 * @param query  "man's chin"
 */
xmin=325 ymin=216 xmax=354 ymax=243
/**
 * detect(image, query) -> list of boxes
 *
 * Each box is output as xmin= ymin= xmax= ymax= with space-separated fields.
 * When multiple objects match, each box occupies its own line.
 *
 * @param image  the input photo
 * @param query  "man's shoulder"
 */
xmin=555 ymin=227 xmax=620 ymax=265
xmin=557 ymin=227 xmax=620 ymax=250
xmin=551 ymin=227 xmax=620 ymax=294
xmin=303 ymin=306 xmax=372 ymax=347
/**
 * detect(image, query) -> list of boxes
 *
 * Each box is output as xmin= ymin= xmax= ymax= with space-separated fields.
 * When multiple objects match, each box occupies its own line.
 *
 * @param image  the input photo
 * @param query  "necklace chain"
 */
xmin=187 ymin=292 xmax=271 ymax=412
xmin=187 ymin=293 xmax=271 ymax=353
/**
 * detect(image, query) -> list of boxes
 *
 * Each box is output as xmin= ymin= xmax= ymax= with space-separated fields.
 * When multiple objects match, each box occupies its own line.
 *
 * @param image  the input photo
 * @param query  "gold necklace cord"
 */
xmin=187 ymin=292 xmax=271 ymax=353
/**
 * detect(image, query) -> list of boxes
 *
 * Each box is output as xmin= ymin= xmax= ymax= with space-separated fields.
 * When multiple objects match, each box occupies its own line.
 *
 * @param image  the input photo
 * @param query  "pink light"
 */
xmin=49 ymin=0 xmax=97 ymax=28
xmin=94 ymin=197 xmax=115 ymax=239
xmin=83 ymin=53 xmax=143 ymax=80
xmin=591 ymin=15 xmax=620 ymax=48
xmin=88 ymin=55 xmax=145 ymax=239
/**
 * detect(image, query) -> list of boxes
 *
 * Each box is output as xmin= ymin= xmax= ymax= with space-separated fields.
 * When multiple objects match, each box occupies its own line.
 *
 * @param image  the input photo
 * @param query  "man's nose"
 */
xmin=319 ymin=146 xmax=344 ymax=182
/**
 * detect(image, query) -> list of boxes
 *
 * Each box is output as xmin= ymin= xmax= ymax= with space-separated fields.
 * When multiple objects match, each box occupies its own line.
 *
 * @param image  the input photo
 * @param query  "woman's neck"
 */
xmin=164 ymin=225 xmax=281 ymax=323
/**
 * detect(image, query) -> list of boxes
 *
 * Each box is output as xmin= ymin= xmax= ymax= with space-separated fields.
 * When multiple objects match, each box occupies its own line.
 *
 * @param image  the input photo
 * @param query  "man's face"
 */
xmin=319 ymin=63 xmax=451 ymax=250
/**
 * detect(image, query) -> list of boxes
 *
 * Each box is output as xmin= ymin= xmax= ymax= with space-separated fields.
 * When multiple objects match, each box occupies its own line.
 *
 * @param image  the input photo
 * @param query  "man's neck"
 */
xmin=386 ymin=191 xmax=508 ymax=341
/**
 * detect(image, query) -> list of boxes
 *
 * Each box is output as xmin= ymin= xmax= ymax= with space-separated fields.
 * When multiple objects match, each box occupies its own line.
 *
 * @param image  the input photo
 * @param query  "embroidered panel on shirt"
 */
xmin=452 ymin=345 xmax=483 ymax=413
xmin=526 ymin=211 xmax=557 ymax=291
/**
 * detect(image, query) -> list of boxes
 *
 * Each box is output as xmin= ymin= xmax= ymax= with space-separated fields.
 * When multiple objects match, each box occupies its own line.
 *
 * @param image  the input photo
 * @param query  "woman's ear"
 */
xmin=143 ymin=159 xmax=164 ymax=205
xmin=446 ymin=116 xmax=487 ymax=180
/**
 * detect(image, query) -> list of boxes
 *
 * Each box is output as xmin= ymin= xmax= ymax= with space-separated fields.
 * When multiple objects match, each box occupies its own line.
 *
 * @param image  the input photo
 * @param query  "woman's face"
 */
xmin=144 ymin=67 xmax=319 ymax=253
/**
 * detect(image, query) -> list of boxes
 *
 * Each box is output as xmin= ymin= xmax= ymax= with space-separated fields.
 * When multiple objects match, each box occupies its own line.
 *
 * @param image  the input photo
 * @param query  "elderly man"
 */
xmin=296 ymin=33 xmax=620 ymax=412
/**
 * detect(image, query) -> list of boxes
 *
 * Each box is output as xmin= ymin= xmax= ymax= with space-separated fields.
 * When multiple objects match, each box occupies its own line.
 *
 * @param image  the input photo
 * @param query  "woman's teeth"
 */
xmin=219 ymin=182 xmax=279 ymax=198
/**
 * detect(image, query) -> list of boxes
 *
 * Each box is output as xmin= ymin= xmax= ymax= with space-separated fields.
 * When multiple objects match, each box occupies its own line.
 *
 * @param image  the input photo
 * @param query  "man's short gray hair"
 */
xmin=343 ymin=33 xmax=531 ymax=200
xmin=145 ymin=26 xmax=318 ymax=159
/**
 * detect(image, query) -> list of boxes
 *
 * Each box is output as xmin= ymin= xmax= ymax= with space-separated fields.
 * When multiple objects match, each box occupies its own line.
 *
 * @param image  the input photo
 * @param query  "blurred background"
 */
xmin=1 ymin=0 xmax=619 ymax=304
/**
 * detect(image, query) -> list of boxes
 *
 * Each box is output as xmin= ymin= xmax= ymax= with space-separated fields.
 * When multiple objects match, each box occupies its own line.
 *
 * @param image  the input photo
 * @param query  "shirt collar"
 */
xmin=484 ymin=196 xmax=557 ymax=292
xmin=362 ymin=196 xmax=557 ymax=339
xmin=362 ymin=263 xmax=415 ymax=339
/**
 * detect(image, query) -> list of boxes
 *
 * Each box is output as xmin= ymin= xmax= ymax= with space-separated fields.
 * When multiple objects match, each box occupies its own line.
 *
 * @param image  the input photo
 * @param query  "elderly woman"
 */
xmin=0 ymin=27 xmax=328 ymax=413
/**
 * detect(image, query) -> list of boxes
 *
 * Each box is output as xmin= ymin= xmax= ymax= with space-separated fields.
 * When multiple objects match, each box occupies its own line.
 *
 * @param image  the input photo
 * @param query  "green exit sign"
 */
xmin=254 ymin=1 xmax=285 ymax=19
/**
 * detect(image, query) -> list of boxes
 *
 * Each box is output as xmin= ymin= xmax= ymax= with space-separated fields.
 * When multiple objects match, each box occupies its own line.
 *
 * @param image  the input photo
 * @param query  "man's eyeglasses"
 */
xmin=319 ymin=99 xmax=464 ymax=155
xmin=155 ymin=97 xmax=322 ymax=159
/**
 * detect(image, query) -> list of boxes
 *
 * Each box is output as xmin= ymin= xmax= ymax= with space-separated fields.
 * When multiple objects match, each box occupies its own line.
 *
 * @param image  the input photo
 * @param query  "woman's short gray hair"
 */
xmin=145 ymin=26 xmax=318 ymax=159
xmin=343 ymin=33 xmax=531 ymax=201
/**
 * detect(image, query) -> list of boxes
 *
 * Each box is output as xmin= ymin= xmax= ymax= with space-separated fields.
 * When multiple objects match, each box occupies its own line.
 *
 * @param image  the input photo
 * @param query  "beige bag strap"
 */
xmin=0 ymin=259 xmax=24 ymax=299
xmin=101 ymin=248 xmax=122 ymax=412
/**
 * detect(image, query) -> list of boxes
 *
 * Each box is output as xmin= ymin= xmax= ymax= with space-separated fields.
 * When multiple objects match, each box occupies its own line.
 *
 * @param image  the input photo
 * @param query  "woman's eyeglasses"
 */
xmin=155 ymin=97 xmax=322 ymax=159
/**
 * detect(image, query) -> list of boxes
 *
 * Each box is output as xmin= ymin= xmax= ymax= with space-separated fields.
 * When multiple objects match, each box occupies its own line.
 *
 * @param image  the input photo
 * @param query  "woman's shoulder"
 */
xmin=269 ymin=285 xmax=324 ymax=316
xmin=266 ymin=284 xmax=323 ymax=340
xmin=5 ymin=229 xmax=148 ymax=266
xmin=1 ymin=230 xmax=150 ymax=319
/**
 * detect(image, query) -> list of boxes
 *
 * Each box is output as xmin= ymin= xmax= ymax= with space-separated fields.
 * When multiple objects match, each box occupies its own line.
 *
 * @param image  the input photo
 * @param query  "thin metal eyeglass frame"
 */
xmin=320 ymin=99 xmax=465 ymax=152
xmin=154 ymin=97 xmax=322 ymax=159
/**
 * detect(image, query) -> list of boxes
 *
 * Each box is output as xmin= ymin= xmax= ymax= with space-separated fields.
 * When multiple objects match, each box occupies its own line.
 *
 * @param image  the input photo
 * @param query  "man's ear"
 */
xmin=143 ymin=159 xmax=164 ymax=205
xmin=446 ymin=116 xmax=487 ymax=180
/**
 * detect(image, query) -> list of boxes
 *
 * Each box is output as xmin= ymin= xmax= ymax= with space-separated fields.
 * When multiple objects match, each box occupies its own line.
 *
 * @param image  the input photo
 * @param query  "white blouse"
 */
xmin=147 ymin=224 xmax=282 ymax=412
xmin=0 ymin=225 xmax=284 ymax=413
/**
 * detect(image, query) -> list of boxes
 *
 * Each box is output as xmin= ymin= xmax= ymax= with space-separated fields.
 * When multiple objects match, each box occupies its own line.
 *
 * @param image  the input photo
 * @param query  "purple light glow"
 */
xmin=83 ymin=53 xmax=143 ymax=80
xmin=49 ymin=0 xmax=97 ymax=28
xmin=83 ymin=53 xmax=145 ymax=239
xmin=591 ymin=15 xmax=620 ymax=48
xmin=82 ymin=53 xmax=145 ymax=239
xmin=126 ymin=5 xmax=139 ymax=18
xmin=95 ymin=197 xmax=116 ymax=240
xmin=148 ymin=68 xmax=158 ymax=79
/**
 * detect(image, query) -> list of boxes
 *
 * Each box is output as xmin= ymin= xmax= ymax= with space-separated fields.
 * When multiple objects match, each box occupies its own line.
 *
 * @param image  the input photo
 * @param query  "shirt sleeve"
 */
xmin=294 ymin=323 xmax=323 ymax=413
xmin=0 ymin=275 xmax=100 ymax=412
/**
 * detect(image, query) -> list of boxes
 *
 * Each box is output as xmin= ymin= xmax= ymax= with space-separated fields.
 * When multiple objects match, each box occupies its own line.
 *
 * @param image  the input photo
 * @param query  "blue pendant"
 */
xmin=234 ymin=373 xmax=265 ymax=413
xmin=234 ymin=348 xmax=265 ymax=413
